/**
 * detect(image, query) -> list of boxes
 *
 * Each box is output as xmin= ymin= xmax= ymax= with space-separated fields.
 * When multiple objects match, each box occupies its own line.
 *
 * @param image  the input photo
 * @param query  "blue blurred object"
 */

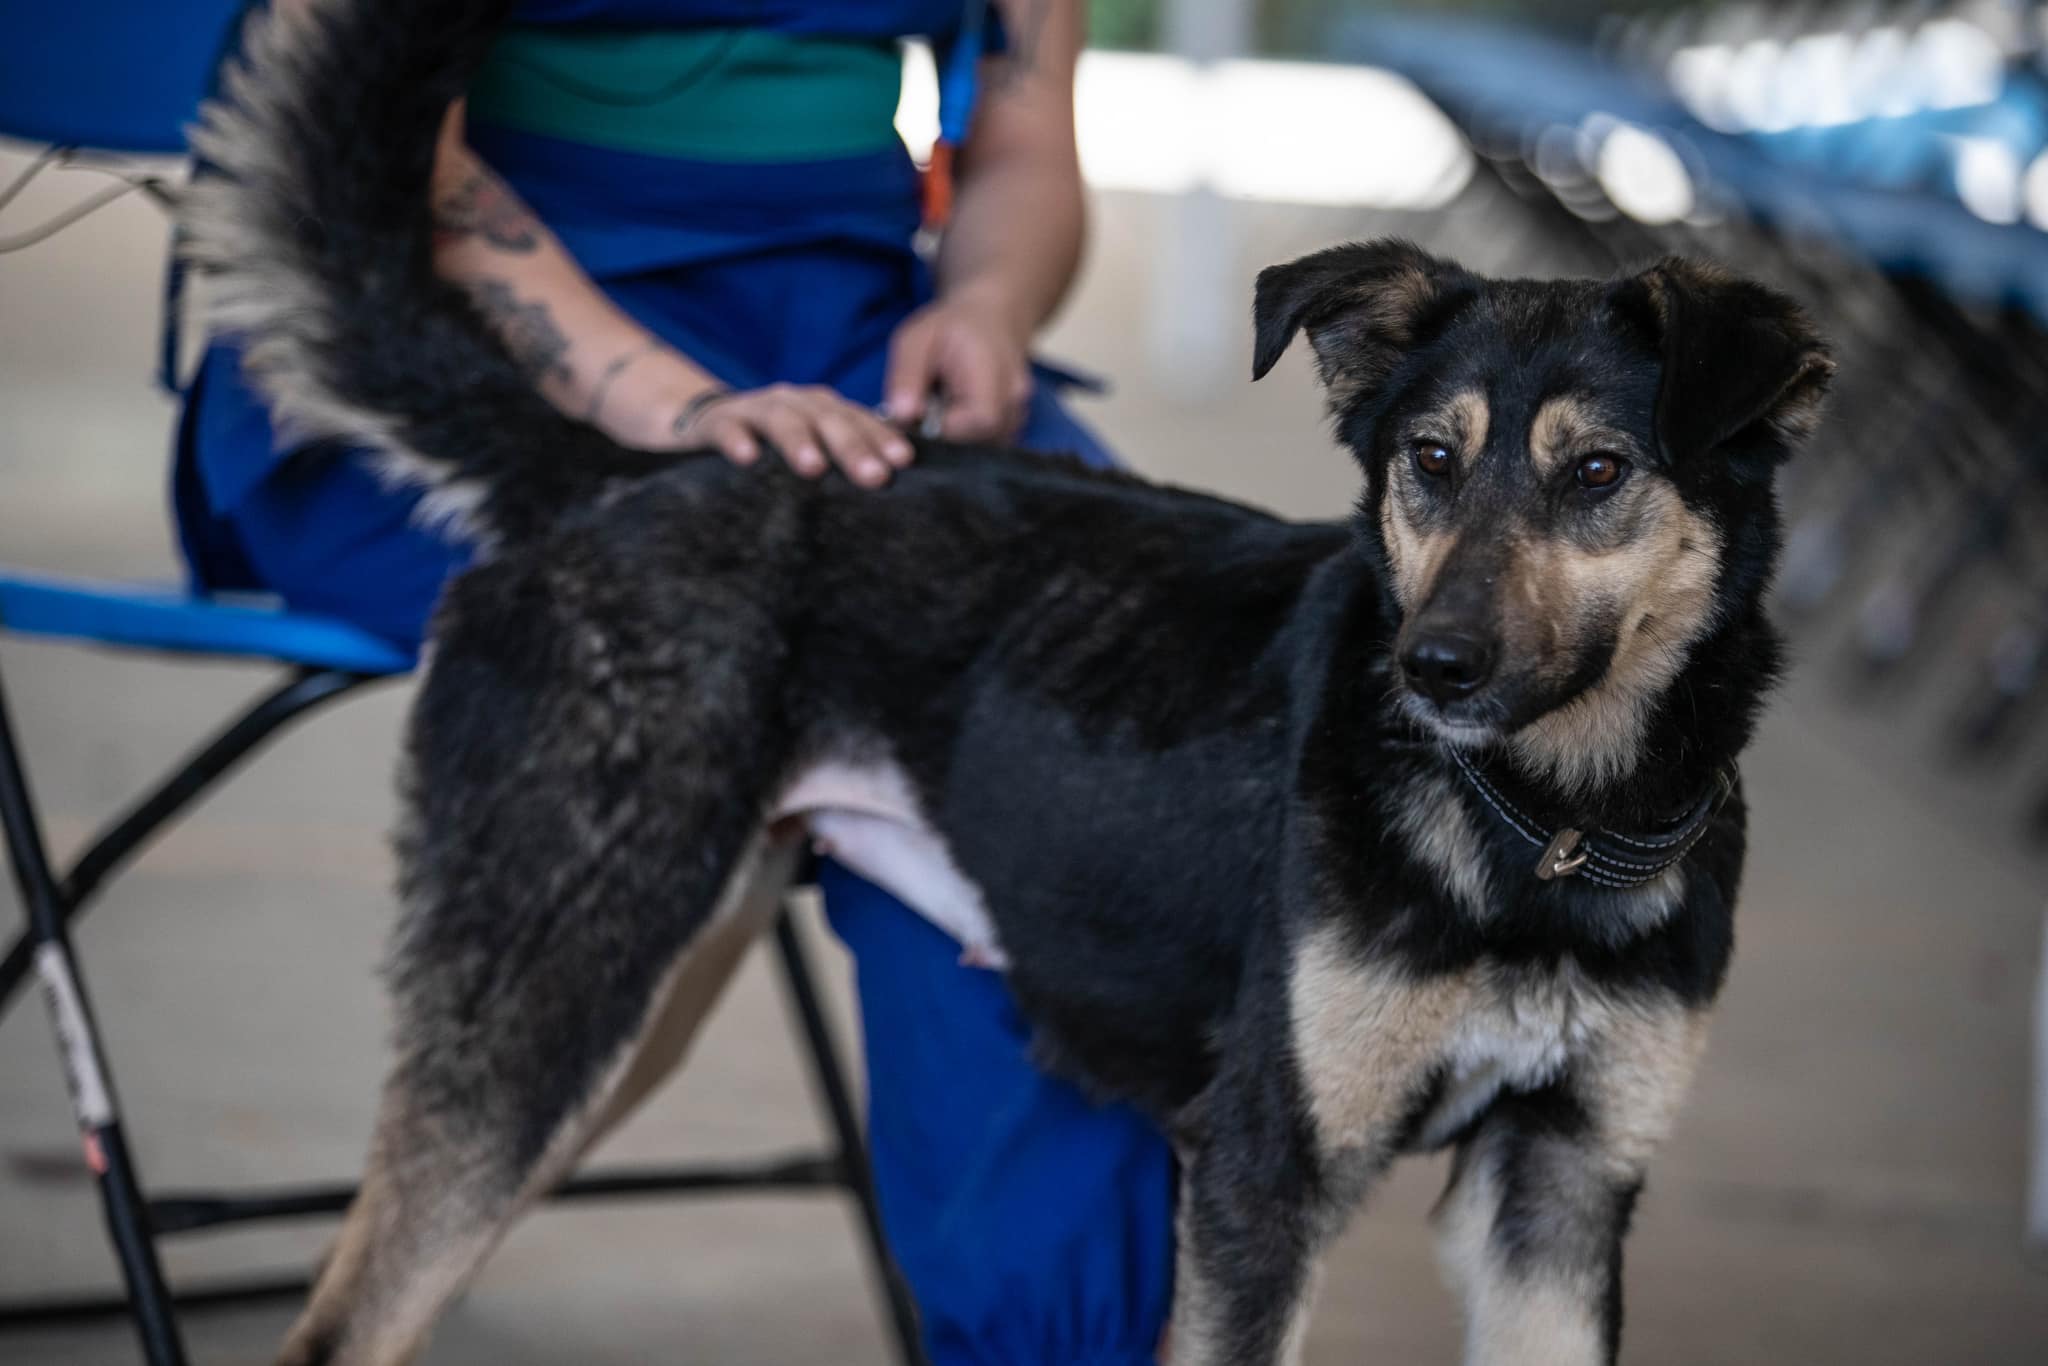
xmin=1343 ymin=14 xmax=2048 ymax=322
xmin=0 ymin=1 xmax=248 ymax=153
xmin=1748 ymin=79 xmax=2048 ymax=201
xmin=1340 ymin=15 xmax=1691 ymax=134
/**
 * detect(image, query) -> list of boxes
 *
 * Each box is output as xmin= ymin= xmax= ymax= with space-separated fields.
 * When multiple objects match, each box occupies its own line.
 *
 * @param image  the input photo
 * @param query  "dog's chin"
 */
xmin=1395 ymin=690 xmax=1502 ymax=749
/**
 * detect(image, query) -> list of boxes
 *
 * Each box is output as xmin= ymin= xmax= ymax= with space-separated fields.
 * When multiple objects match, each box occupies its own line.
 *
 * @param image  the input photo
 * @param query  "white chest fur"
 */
xmin=1291 ymin=924 xmax=1622 ymax=1156
xmin=1412 ymin=964 xmax=1616 ymax=1149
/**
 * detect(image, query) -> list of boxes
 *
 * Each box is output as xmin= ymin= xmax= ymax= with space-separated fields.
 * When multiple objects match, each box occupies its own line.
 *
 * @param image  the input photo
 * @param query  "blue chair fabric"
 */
xmin=0 ymin=1 xmax=248 ymax=155
xmin=0 ymin=571 xmax=415 ymax=675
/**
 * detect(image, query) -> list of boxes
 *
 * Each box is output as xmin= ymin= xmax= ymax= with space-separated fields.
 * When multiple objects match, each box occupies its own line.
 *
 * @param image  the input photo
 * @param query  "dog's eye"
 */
xmin=1575 ymin=452 xmax=1628 ymax=491
xmin=1413 ymin=442 xmax=1453 ymax=478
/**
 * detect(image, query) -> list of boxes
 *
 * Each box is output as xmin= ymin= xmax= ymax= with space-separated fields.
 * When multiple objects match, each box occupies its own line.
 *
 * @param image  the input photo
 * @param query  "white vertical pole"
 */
xmin=1144 ymin=0 xmax=1254 ymax=402
xmin=2030 ymin=905 xmax=2048 ymax=1248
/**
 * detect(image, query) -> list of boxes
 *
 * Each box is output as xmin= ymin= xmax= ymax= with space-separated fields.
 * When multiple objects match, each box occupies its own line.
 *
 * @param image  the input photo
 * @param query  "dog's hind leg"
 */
xmin=581 ymin=836 xmax=799 ymax=1146
xmin=276 ymin=577 xmax=801 ymax=1366
xmin=277 ymin=831 xmax=796 ymax=1366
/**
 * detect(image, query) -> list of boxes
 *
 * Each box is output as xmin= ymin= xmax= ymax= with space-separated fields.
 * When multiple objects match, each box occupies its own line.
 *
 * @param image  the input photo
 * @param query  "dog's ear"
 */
xmin=1624 ymin=257 xmax=1834 ymax=462
xmin=1251 ymin=240 xmax=1473 ymax=405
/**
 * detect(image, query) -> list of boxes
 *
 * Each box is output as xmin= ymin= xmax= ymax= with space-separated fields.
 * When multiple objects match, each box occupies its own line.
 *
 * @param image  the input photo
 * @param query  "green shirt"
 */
xmin=466 ymin=26 xmax=906 ymax=162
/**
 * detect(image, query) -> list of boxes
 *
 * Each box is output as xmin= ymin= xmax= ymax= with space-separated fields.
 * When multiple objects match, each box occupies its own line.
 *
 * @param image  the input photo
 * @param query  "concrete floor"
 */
xmin=1 ymin=145 xmax=2045 ymax=1364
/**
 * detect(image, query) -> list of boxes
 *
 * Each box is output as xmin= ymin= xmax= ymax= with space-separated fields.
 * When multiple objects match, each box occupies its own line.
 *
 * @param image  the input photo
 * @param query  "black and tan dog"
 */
xmin=183 ymin=2 xmax=1832 ymax=1362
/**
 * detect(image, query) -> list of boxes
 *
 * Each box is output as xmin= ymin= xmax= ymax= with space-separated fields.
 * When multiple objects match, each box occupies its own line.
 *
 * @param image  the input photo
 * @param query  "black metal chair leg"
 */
xmin=0 ymin=667 xmax=375 ymax=1023
xmin=0 ymin=675 xmax=188 ymax=1366
xmin=771 ymin=911 xmax=931 ymax=1366
xmin=0 ymin=1275 xmax=312 ymax=1329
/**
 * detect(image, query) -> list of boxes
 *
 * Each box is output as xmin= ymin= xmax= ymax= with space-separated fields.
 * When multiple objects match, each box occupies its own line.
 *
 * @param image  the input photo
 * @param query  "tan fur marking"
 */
xmin=1312 ymin=263 xmax=1444 ymax=410
xmin=274 ymin=1160 xmax=478 ymax=1366
xmin=1445 ymin=387 xmax=1490 ymax=459
xmin=1380 ymin=496 xmax=1458 ymax=614
xmin=1387 ymin=769 xmax=1495 ymax=919
xmin=1586 ymin=1005 xmax=1710 ymax=1175
xmin=1284 ymin=935 xmax=1703 ymax=1365
xmin=1289 ymin=923 xmax=1475 ymax=1152
xmin=1380 ymin=388 xmax=1489 ymax=611
xmin=1380 ymin=496 xmax=1448 ymax=614
xmin=1510 ymin=488 xmax=1724 ymax=794
xmin=1527 ymin=394 xmax=1634 ymax=479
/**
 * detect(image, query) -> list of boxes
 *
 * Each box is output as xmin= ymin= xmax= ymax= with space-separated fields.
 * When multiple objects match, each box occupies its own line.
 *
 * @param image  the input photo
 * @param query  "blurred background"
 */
xmin=2 ymin=1 xmax=2045 ymax=1362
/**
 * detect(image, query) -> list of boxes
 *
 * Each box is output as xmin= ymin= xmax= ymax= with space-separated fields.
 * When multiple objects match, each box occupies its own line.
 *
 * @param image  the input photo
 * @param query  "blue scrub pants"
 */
xmin=172 ymin=354 xmax=1177 ymax=1364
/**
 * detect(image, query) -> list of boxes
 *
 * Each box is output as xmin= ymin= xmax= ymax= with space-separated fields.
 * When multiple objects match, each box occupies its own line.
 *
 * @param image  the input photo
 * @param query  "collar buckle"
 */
xmin=1535 ymin=827 xmax=1590 ymax=881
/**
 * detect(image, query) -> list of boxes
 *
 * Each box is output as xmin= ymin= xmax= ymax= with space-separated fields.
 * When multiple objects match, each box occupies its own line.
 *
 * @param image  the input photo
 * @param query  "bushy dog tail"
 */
xmin=180 ymin=0 xmax=666 ymax=545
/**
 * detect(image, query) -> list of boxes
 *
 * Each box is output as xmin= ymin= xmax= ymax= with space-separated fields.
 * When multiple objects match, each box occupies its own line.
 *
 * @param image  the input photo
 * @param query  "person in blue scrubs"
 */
xmin=174 ymin=2 xmax=1175 ymax=1361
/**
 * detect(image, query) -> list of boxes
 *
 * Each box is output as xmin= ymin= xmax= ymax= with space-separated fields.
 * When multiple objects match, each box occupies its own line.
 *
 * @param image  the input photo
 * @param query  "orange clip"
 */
xmin=922 ymin=140 xmax=956 ymax=232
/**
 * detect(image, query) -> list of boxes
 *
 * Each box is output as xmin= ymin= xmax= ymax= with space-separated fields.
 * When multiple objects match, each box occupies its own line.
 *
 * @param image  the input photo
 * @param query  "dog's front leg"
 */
xmin=1165 ymin=919 xmax=1476 ymax=1363
xmin=1169 ymin=1069 xmax=1333 ymax=1366
xmin=1433 ymin=1012 xmax=1707 ymax=1366
xmin=1433 ymin=1085 xmax=1639 ymax=1366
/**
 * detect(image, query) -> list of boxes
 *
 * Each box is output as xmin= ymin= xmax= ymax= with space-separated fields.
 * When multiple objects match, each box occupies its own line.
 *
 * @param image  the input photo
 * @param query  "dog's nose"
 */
xmin=1401 ymin=631 xmax=1496 ymax=705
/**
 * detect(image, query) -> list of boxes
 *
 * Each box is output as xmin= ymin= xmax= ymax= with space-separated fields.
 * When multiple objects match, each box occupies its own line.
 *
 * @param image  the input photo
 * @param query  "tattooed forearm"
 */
xmin=468 ymin=279 xmax=573 ymax=385
xmin=434 ymin=169 xmax=541 ymax=252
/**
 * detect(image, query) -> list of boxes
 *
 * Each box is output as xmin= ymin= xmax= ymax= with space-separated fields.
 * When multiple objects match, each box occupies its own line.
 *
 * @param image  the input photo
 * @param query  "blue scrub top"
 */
xmin=181 ymin=0 xmax=987 ymax=520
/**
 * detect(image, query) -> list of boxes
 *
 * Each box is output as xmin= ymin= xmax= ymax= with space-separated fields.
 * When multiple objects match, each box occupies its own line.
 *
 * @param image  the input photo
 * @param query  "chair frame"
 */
xmin=0 ymin=658 xmax=926 ymax=1366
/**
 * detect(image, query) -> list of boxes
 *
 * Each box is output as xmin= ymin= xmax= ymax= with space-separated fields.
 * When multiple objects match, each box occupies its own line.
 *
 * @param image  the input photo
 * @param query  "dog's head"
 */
xmin=1254 ymin=240 xmax=1832 ymax=791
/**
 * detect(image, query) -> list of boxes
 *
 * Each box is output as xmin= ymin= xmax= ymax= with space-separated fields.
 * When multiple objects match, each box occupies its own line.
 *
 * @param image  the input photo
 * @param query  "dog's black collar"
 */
xmin=1447 ymin=748 xmax=1735 ymax=890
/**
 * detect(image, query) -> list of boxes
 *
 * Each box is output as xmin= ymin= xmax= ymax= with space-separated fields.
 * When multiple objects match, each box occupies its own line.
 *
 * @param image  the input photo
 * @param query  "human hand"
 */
xmin=883 ymin=285 xmax=1034 ymax=442
xmin=674 ymin=384 xmax=915 ymax=488
xmin=600 ymin=349 xmax=913 ymax=488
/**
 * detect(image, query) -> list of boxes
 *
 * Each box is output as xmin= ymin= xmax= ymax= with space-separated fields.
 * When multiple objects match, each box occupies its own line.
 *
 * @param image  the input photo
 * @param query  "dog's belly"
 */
xmin=774 ymin=761 xmax=1008 ymax=969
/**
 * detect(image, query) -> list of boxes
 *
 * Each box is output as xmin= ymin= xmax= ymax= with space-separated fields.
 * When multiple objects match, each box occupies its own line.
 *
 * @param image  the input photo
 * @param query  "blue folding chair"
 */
xmin=0 ymin=6 xmax=921 ymax=1363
